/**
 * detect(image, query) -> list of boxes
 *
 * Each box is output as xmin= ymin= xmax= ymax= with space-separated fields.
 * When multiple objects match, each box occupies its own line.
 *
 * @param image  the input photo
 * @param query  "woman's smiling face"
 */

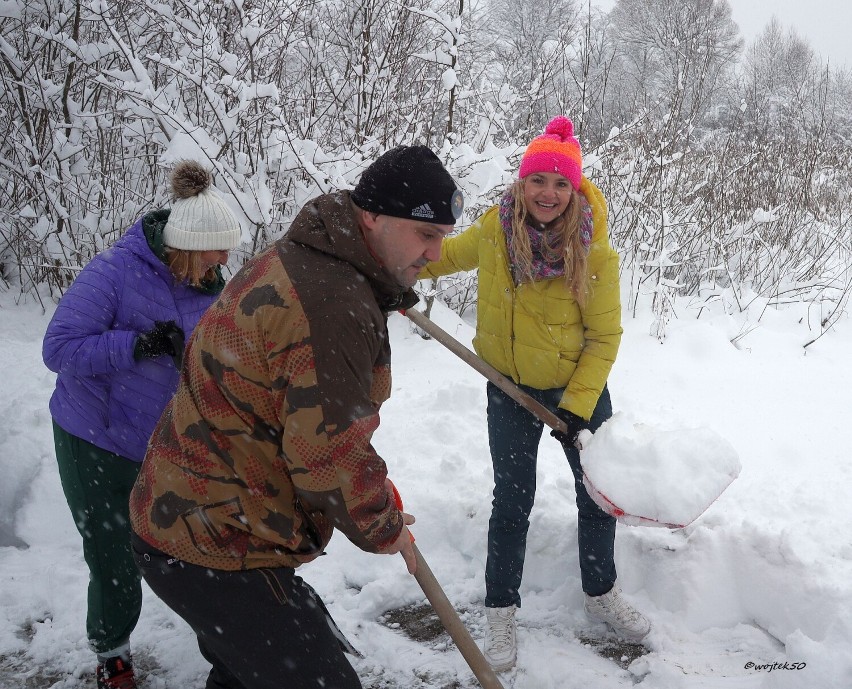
xmin=522 ymin=172 xmax=572 ymax=226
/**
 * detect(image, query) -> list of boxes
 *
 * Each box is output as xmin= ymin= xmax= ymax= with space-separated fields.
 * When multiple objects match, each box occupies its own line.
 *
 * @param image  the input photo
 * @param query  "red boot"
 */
xmin=96 ymin=656 xmax=137 ymax=689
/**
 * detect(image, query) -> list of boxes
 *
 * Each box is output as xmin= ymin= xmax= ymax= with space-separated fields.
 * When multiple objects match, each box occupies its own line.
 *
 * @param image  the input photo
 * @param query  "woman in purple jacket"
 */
xmin=42 ymin=161 xmax=241 ymax=689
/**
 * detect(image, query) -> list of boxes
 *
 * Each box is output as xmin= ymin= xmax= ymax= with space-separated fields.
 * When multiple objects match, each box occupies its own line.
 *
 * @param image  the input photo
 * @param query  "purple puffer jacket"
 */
xmin=43 ymin=215 xmax=222 ymax=462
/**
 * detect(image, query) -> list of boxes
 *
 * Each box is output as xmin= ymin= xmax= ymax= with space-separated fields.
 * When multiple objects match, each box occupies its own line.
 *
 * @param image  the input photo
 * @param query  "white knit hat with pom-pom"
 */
xmin=163 ymin=161 xmax=242 ymax=250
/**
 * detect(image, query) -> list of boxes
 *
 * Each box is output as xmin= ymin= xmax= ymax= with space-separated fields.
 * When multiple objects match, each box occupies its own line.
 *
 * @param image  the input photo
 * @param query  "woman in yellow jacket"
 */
xmin=421 ymin=116 xmax=650 ymax=671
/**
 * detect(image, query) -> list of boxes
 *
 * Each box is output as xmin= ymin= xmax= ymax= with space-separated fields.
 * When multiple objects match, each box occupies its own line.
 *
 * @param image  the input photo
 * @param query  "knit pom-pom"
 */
xmin=544 ymin=115 xmax=574 ymax=140
xmin=171 ymin=160 xmax=211 ymax=199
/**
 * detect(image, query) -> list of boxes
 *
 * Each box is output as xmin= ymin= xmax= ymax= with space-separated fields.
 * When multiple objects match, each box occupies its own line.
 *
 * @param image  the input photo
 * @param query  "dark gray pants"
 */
xmin=484 ymin=383 xmax=616 ymax=607
xmin=132 ymin=535 xmax=361 ymax=689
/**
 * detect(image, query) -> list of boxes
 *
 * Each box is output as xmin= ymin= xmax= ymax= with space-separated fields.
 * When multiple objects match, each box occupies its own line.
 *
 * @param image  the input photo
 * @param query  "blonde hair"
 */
xmin=166 ymin=248 xmax=218 ymax=287
xmin=510 ymin=180 xmax=589 ymax=307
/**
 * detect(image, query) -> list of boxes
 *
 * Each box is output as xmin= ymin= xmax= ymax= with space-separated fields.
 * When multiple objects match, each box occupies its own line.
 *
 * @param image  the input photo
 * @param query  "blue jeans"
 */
xmin=484 ymin=383 xmax=616 ymax=607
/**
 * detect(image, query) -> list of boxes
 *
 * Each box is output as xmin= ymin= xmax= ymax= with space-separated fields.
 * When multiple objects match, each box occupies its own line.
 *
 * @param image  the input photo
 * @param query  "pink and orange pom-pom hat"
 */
xmin=518 ymin=116 xmax=582 ymax=191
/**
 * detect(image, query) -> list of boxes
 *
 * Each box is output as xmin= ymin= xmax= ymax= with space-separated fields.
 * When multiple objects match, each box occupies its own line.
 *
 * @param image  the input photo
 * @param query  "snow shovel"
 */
xmin=576 ymin=413 xmax=741 ymax=528
xmin=389 ymin=482 xmax=505 ymax=689
xmin=402 ymin=308 xmax=740 ymax=529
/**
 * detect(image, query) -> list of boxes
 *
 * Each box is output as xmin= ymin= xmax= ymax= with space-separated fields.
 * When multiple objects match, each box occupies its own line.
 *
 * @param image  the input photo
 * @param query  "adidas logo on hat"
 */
xmin=351 ymin=146 xmax=462 ymax=225
xmin=410 ymin=203 xmax=435 ymax=219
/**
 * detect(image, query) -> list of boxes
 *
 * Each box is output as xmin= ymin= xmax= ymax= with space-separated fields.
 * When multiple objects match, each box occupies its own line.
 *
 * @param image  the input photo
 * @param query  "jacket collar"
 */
xmin=285 ymin=191 xmax=418 ymax=313
xmin=140 ymin=209 xmax=225 ymax=295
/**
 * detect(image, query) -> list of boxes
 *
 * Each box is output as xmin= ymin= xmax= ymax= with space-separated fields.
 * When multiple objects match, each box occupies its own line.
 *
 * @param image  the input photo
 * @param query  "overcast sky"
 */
xmin=592 ymin=0 xmax=851 ymax=69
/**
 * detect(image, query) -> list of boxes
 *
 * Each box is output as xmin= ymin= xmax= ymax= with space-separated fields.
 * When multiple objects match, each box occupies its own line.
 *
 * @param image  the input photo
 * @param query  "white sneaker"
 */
xmin=584 ymin=585 xmax=651 ymax=641
xmin=483 ymin=605 xmax=517 ymax=671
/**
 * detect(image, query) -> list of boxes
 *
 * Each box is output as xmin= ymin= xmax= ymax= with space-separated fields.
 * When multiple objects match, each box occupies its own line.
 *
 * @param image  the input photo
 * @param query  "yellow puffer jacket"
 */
xmin=421 ymin=177 xmax=622 ymax=420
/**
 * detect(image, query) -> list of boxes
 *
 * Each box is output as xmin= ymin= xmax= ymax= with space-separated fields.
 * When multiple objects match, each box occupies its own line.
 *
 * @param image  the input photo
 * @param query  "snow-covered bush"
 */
xmin=1 ymin=0 xmax=851 ymax=342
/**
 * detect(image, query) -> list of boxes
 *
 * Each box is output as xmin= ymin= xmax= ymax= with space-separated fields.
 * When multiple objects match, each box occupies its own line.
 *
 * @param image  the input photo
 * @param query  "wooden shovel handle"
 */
xmin=403 ymin=308 xmax=567 ymax=433
xmin=411 ymin=544 xmax=506 ymax=689
xmin=389 ymin=480 xmax=504 ymax=688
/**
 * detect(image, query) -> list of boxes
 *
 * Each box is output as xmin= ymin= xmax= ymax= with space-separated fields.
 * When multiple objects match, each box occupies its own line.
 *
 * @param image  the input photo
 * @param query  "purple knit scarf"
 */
xmin=499 ymin=189 xmax=593 ymax=283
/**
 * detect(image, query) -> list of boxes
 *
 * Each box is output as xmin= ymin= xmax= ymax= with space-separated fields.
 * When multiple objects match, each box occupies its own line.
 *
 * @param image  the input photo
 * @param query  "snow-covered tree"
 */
xmin=606 ymin=0 xmax=741 ymax=139
xmin=477 ymin=0 xmax=583 ymax=137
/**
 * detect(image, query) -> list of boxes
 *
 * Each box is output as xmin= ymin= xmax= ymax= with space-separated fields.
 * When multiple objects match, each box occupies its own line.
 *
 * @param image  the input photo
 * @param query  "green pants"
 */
xmin=52 ymin=422 xmax=142 ymax=655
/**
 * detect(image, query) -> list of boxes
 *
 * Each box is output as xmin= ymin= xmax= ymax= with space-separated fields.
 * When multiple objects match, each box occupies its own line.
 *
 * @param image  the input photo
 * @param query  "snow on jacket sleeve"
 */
xmin=42 ymin=252 xmax=137 ymax=377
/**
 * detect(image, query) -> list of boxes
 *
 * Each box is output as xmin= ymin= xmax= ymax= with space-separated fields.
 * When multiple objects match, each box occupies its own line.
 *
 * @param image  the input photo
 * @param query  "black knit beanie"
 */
xmin=351 ymin=146 xmax=464 ymax=225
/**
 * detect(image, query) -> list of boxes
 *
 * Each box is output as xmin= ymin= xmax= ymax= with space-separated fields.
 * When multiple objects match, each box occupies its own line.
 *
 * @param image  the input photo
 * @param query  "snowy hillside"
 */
xmin=1 ymin=289 xmax=851 ymax=688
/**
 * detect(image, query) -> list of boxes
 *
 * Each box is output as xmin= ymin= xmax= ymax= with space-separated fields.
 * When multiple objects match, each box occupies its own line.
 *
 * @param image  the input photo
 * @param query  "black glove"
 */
xmin=133 ymin=320 xmax=185 ymax=369
xmin=163 ymin=323 xmax=186 ymax=369
xmin=550 ymin=408 xmax=587 ymax=447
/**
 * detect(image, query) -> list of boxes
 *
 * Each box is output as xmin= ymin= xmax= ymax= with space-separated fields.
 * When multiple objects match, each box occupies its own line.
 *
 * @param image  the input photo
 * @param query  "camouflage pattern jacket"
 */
xmin=130 ymin=191 xmax=418 ymax=570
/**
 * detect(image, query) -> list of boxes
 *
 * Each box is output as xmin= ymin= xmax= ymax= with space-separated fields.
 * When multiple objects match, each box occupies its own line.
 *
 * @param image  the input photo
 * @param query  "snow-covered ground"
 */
xmin=1 ymin=285 xmax=851 ymax=688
